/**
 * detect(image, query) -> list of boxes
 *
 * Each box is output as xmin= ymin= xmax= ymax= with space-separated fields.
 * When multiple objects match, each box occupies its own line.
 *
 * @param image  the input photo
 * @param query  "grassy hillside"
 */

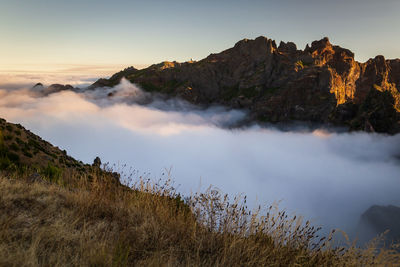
xmin=0 ymin=118 xmax=399 ymax=266
xmin=0 ymin=119 xmax=82 ymax=168
xmin=0 ymin=118 xmax=119 ymax=185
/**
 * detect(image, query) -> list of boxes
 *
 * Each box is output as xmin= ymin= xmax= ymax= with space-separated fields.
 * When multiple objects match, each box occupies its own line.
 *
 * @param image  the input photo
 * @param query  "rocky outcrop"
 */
xmin=44 ymin=84 xmax=75 ymax=95
xmin=32 ymin=82 xmax=43 ymax=88
xmin=89 ymin=36 xmax=400 ymax=133
xmin=357 ymin=205 xmax=400 ymax=244
xmin=32 ymin=83 xmax=78 ymax=95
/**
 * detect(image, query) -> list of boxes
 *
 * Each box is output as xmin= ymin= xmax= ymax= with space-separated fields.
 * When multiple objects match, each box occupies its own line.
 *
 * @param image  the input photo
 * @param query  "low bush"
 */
xmin=42 ymin=163 xmax=63 ymax=183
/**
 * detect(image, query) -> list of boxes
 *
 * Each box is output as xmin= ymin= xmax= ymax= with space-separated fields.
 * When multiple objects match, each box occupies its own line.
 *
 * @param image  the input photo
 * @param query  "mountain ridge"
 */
xmin=85 ymin=36 xmax=399 ymax=133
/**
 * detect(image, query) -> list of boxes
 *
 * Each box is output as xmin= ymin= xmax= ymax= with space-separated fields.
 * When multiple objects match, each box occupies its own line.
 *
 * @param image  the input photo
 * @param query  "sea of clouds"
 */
xmin=0 ymin=78 xmax=399 ymax=242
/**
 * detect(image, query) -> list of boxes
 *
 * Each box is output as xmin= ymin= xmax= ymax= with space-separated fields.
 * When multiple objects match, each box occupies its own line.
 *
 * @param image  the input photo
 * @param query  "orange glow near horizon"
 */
xmin=0 ymin=63 xmax=151 ymax=86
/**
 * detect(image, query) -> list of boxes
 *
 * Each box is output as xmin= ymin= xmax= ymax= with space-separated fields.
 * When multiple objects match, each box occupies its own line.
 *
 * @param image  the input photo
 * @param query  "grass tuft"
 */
xmin=0 ymin=169 xmax=399 ymax=266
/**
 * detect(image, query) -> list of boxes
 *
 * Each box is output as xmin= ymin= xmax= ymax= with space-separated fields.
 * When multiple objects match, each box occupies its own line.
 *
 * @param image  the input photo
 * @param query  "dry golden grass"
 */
xmin=0 ymin=170 xmax=399 ymax=267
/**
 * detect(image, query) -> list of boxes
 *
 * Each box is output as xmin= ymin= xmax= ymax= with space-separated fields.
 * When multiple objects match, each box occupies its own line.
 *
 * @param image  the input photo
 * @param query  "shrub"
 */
xmin=0 ymin=157 xmax=11 ymax=170
xmin=295 ymin=60 xmax=305 ymax=69
xmin=7 ymin=152 xmax=20 ymax=163
xmin=9 ymin=143 xmax=19 ymax=152
xmin=23 ymin=151 xmax=33 ymax=158
xmin=42 ymin=163 xmax=62 ymax=182
xmin=28 ymin=139 xmax=41 ymax=150
xmin=0 ymin=130 xmax=3 ymax=147
xmin=15 ymin=137 xmax=24 ymax=145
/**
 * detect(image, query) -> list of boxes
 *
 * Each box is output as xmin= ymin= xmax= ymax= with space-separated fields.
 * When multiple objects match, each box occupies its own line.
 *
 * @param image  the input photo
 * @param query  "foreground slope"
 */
xmin=0 ymin=118 xmax=119 ymax=184
xmin=0 ymin=117 xmax=400 ymax=266
xmin=0 ymin=118 xmax=84 ymax=172
xmin=2 ymin=177 xmax=400 ymax=266
xmin=90 ymin=37 xmax=400 ymax=133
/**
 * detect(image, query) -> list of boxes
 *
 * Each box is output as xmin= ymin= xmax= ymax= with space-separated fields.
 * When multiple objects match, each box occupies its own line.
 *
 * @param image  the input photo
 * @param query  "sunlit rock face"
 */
xmin=89 ymin=36 xmax=400 ymax=134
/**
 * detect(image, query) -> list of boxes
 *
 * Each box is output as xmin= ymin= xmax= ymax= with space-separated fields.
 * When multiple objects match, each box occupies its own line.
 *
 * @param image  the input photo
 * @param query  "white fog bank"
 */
xmin=0 ymin=80 xmax=399 ymax=239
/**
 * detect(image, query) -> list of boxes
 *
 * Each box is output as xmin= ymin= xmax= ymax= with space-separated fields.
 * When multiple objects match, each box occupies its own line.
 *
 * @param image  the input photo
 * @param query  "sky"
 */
xmin=1 ymin=0 xmax=399 ymax=243
xmin=1 ymin=0 xmax=400 ymax=74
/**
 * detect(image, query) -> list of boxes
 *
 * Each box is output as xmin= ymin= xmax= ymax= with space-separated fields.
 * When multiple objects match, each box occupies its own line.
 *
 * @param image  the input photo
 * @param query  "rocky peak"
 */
xmin=88 ymin=35 xmax=400 ymax=133
xmin=309 ymin=37 xmax=331 ymax=52
xmin=231 ymin=36 xmax=277 ymax=58
xmin=359 ymin=56 xmax=391 ymax=92
xmin=306 ymin=37 xmax=355 ymax=70
xmin=33 ymin=82 xmax=43 ymax=88
xmin=44 ymin=84 xmax=75 ymax=95
xmin=278 ymin=41 xmax=297 ymax=53
xmin=109 ymin=66 xmax=138 ymax=80
xmin=368 ymin=55 xmax=388 ymax=74
xmin=150 ymin=61 xmax=180 ymax=70
xmin=387 ymin=59 xmax=400 ymax=88
xmin=124 ymin=66 xmax=137 ymax=72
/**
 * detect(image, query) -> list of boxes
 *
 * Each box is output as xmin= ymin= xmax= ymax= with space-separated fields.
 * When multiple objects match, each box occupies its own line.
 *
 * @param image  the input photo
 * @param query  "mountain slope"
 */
xmin=90 ymin=36 xmax=400 ymax=133
xmin=0 ymin=118 xmax=119 ymax=184
xmin=1 ymin=119 xmax=400 ymax=266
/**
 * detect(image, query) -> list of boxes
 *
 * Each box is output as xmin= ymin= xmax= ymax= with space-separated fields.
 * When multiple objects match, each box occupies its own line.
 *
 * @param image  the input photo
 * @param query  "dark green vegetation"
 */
xmin=0 ymin=118 xmax=399 ymax=266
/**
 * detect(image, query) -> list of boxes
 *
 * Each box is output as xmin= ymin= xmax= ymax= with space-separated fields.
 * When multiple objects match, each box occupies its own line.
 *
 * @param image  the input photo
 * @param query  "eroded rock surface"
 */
xmin=89 ymin=36 xmax=400 ymax=133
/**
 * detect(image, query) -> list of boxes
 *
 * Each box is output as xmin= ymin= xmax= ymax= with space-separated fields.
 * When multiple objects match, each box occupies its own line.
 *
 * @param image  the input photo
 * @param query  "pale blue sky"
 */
xmin=0 ymin=0 xmax=399 ymax=70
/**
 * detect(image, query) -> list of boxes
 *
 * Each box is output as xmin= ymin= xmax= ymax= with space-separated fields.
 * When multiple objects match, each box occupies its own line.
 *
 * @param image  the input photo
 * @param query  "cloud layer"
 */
xmin=0 ymin=80 xmax=399 ymax=241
